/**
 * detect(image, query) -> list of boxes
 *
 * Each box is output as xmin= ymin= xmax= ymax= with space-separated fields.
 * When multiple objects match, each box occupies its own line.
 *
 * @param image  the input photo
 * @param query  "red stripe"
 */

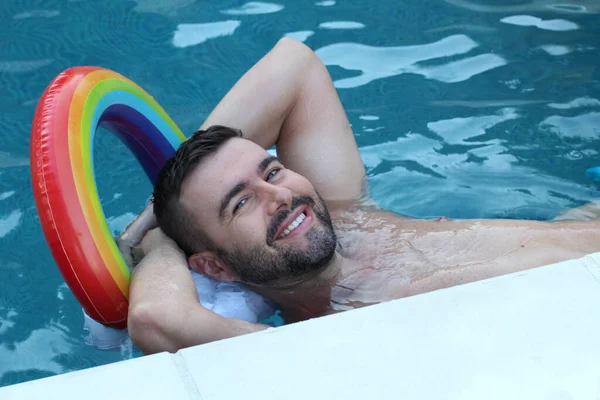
xmin=31 ymin=67 xmax=128 ymax=329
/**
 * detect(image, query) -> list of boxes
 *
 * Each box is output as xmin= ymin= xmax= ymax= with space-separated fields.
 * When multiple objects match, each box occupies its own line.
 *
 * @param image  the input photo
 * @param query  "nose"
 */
xmin=261 ymin=182 xmax=293 ymax=216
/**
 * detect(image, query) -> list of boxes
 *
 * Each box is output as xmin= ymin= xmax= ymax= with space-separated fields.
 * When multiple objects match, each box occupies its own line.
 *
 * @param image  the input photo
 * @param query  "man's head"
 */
xmin=153 ymin=125 xmax=337 ymax=288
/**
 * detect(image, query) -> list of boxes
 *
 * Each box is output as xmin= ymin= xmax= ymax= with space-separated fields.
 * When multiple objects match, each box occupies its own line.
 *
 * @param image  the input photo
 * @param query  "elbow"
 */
xmin=128 ymin=302 xmax=177 ymax=355
xmin=275 ymin=37 xmax=321 ymax=66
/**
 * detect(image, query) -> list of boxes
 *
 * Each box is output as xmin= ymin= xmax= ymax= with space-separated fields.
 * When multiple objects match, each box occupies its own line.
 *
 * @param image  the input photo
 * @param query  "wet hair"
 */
xmin=152 ymin=125 xmax=241 ymax=255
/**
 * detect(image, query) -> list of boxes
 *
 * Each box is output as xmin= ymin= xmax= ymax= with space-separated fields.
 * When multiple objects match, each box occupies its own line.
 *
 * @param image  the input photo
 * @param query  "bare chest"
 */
xmin=329 ymin=211 xmax=568 ymax=308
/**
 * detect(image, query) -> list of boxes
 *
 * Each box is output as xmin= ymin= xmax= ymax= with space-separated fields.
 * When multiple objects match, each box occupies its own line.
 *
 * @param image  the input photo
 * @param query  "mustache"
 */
xmin=266 ymin=196 xmax=315 ymax=244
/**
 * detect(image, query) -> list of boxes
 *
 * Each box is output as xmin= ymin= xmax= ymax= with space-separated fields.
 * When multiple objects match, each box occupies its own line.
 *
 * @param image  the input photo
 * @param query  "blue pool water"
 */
xmin=1 ymin=0 xmax=599 ymax=387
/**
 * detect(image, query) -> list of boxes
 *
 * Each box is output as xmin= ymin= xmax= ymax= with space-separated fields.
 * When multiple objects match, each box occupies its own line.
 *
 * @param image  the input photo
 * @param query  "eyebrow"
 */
xmin=258 ymin=155 xmax=279 ymax=174
xmin=218 ymin=155 xmax=281 ymax=221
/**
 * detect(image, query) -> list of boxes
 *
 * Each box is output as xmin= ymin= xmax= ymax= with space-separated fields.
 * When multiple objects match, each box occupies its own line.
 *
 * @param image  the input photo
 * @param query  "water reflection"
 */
xmin=442 ymin=0 xmax=598 ymax=14
xmin=364 ymin=132 xmax=598 ymax=219
xmin=13 ymin=10 xmax=60 ymax=19
xmin=360 ymin=104 xmax=600 ymax=219
xmin=359 ymin=115 xmax=380 ymax=121
xmin=0 ymin=152 xmax=28 ymax=168
xmin=0 ymin=309 xmax=17 ymax=335
xmin=540 ymin=112 xmax=600 ymax=140
xmin=284 ymin=31 xmax=315 ymax=42
xmin=131 ymin=0 xmax=196 ymax=15
xmin=319 ymin=21 xmax=366 ymax=29
xmin=106 ymin=212 xmax=137 ymax=236
xmin=428 ymin=108 xmax=520 ymax=145
xmin=0 ymin=192 xmax=15 ymax=201
xmin=539 ymin=45 xmax=572 ymax=56
xmin=0 ymin=60 xmax=53 ymax=73
xmin=0 ymin=323 xmax=74 ymax=379
xmin=361 ymin=133 xmax=444 ymax=173
xmin=500 ymin=15 xmax=579 ymax=31
xmin=427 ymin=24 xmax=497 ymax=33
xmin=0 ymin=210 xmax=22 ymax=239
xmin=432 ymin=100 xmax=546 ymax=108
xmin=548 ymin=97 xmax=600 ymax=110
xmin=172 ymin=21 xmax=241 ymax=48
xmin=221 ymin=2 xmax=284 ymax=15
xmin=315 ymin=35 xmax=507 ymax=89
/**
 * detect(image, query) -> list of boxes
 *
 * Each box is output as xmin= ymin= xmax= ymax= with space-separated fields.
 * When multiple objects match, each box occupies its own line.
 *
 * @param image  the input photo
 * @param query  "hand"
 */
xmin=116 ymin=232 xmax=136 ymax=270
xmin=131 ymin=228 xmax=180 ymax=266
xmin=115 ymin=202 xmax=158 ymax=268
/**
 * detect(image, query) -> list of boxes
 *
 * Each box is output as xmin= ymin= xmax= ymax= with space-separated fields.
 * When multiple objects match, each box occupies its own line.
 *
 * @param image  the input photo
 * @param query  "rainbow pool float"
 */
xmin=31 ymin=67 xmax=187 ymax=329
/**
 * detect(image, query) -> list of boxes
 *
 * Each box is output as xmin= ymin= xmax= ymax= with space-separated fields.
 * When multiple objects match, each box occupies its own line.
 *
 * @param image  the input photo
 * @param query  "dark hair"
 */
xmin=153 ymin=125 xmax=241 ymax=255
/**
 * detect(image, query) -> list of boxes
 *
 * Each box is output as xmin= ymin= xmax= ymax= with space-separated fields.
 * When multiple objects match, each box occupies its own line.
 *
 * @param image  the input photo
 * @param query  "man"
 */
xmin=122 ymin=38 xmax=600 ymax=354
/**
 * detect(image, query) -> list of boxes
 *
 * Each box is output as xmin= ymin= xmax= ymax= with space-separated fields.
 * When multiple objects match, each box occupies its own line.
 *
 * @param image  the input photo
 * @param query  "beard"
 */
xmin=216 ymin=195 xmax=337 ymax=286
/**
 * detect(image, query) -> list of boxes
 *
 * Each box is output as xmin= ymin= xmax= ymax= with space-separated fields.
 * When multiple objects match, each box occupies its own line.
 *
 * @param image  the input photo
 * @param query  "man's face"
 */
xmin=180 ymin=138 xmax=337 ymax=286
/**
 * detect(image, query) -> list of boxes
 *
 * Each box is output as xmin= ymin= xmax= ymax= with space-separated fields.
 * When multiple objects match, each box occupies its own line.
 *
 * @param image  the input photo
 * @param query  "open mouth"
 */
xmin=277 ymin=211 xmax=307 ymax=240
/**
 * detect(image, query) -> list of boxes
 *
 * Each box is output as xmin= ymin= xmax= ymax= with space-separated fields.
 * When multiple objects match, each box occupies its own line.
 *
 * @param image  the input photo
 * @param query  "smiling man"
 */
xmin=153 ymin=127 xmax=339 ymax=289
xmin=125 ymin=38 xmax=600 ymax=354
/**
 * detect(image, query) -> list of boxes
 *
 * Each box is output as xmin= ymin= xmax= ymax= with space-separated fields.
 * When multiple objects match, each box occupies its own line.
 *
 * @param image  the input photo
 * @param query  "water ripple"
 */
xmin=359 ymin=115 xmax=380 ymax=121
xmin=0 ymin=152 xmax=28 ymax=168
xmin=501 ymin=15 xmax=579 ymax=31
xmin=316 ymin=35 xmax=507 ymax=88
xmin=427 ymin=24 xmax=497 ymax=33
xmin=431 ymin=100 xmax=546 ymax=108
xmin=13 ymin=10 xmax=60 ymax=20
xmin=284 ymin=30 xmax=315 ymax=42
xmin=106 ymin=212 xmax=137 ymax=236
xmin=0 ymin=210 xmax=22 ymax=238
xmin=319 ymin=21 xmax=366 ymax=29
xmin=0 ymin=59 xmax=53 ymax=73
xmin=0 ymin=308 xmax=17 ymax=335
xmin=413 ymin=53 xmax=507 ymax=83
xmin=221 ymin=2 xmax=284 ymax=15
xmin=363 ymin=131 xmax=598 ymax=219
xmin=172 ymin=21 xmax=241 ymax=48
xmin=428 ymin=108 xmax=520 ymax=145
xmin=0 ymin=323 xmax=74 ymax=379
xmin=131 ymin=0 xmax=196 ymax=15
xmin=442 ymin=0 xmax=598 ymax=14
xmin=540 ymin=112 xmax=600 ymax=140
xmin=361 ymin=133 xmax=443 ymax=171
xmin=0 ymin=192 xmax=14 ymax=202
xmin=539 ymin=45 xmax=572 ymax=56
xmin=548 ymin=97 xmax=600 ymax=110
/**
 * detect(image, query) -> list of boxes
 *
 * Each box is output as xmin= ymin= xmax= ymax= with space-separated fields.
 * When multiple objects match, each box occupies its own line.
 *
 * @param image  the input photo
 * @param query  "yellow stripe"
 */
xmin=69 ymin=69 xmax=185 ymax=297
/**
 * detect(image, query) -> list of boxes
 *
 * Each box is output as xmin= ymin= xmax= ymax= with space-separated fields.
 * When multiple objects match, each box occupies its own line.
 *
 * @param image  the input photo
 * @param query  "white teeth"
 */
xmin=278 ymin=212 xmax=306 ymax=239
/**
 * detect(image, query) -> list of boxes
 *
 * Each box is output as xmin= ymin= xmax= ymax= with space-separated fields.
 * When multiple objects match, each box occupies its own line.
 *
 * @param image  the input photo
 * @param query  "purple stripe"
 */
xmin=99 ymin=104 xmax=178 ymax=183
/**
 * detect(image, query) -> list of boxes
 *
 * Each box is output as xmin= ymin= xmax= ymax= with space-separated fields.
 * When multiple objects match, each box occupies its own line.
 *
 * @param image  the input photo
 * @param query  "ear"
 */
xmin=188 ymin=251 xmax=238 ymax=282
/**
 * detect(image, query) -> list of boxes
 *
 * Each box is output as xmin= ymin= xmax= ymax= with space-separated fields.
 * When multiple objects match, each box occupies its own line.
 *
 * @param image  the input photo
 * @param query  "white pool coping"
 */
xmin=3 ymin=253 xmax=600 ymax=399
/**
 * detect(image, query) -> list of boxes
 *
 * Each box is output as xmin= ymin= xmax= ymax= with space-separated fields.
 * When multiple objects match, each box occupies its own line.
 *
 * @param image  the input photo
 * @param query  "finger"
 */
xmin=131 ymin=245 xmax=146 ymax=267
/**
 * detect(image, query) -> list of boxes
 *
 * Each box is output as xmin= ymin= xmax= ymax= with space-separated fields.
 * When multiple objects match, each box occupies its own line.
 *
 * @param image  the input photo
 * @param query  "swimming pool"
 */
xmin=0 ymin=0 xmax=598 ymax=387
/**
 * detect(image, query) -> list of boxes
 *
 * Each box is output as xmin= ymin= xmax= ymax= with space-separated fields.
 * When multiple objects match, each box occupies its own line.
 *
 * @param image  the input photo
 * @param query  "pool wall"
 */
xmin=2 ymin=252 xmax=600 ymax=399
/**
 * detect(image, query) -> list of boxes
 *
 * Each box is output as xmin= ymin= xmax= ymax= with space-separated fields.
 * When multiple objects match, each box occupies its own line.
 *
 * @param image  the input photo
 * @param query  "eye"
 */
xmin=233 ymin=198 xmax=248 ymax=214
xmin=266 ymin=168 xmax=281 ymax=181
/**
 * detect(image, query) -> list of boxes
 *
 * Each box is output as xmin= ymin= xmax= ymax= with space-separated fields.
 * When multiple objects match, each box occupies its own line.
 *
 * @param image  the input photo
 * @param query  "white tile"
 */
xmin=180 ymin=256 xmax=600 ymax=400
xmin=5 ymin=254 xmax=600 ymax=400
xmin=0 ymin=353 xmax=194 ymax=400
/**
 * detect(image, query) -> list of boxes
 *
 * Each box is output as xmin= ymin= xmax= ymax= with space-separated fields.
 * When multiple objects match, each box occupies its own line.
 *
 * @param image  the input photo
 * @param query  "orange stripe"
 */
xmin=68 ymin=70 xmax=131 ymax=298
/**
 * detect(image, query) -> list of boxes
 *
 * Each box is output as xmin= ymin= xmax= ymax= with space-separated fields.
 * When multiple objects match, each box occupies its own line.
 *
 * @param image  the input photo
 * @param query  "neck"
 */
xmin=248 ymin=251 xmax=356 ymax=321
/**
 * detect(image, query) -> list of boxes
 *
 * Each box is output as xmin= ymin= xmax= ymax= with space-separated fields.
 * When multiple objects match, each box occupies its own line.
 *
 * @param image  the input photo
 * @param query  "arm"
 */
xmin=121 ymin=39 xmax=361 ymax=262
xmin=553 ymin=200 xmax=600 ymax=221
xmin=200 ymin=37 xmax=366 ymax=203
xmin=128 ymin=229 xmax=268 ymax=354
